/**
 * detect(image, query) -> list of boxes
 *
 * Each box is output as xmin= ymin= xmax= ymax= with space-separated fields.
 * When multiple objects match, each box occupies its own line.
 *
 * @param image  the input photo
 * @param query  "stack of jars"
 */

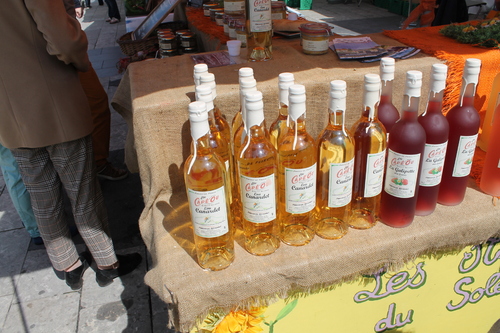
xmin=157 ymin=28 xmax=198 ymax=57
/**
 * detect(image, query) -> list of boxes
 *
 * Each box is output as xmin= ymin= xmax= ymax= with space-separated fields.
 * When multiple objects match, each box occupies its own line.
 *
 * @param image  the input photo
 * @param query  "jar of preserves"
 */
xmin=158 ymin=34 xmax=177 ymax=51
xmin=180 ymin=33 xmax=197 ymax=49
xmin=203 ymin=3 xmax=219 ymax=16
xmin=299 ymin=23 xmax=332 ymax=55
xmin=223 ymin=14 xmax=230 ymax=35
xmin=271 ymin=1 xmax=286 ymax=20
xmin=215 ymin=11 xmax=225 ymax=26
xmin=210 ymin=7 xmax=224 ymax=21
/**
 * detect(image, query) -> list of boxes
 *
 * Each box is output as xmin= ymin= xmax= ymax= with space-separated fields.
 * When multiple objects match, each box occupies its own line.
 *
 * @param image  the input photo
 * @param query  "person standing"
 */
xmin=0 ymin=0 xmax=140 ymax=289
xmin=104 ymin=0 xmax=122 ymax=24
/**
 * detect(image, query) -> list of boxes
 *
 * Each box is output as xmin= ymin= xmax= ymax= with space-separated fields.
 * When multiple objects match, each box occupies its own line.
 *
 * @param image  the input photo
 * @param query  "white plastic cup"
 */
xmin=288 ymin=12 xmax=298 ymax=21
xmin=227 ymin=40 xmax=242 ymax=56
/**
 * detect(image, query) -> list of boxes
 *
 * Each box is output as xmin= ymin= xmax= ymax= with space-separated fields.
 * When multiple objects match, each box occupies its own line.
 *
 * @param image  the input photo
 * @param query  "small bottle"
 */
xmin=245 ymin=0 xmax=272 ymax=61
xmin=232 ymin=67 xmax=255 ymax=137
xmin=278 ymin=84 xmax=317 ymax=246
xmin=416 ymin=64 xmax=449 ymax=216
xmin=479 ymin=97 xmax=500 ymax=196
xmin=438 ymin=58 xmax=482 ymax=206
xmin=378 ymin=57 xmax=400 ymax=136
xmin=184 ymin=101 xmax=234 ymax=271
xmin=350 ymin=74 xmax=386 ymax=229
xmin=379 ymin=71 xmax=426 ymax=228
xmin=199 ymin=73 xmax=231 ymax=143
xmin=237 ymin=91 xmax=280 ymax=255
xmin=477 ymin=72 xmax=500 ymax=151
xmin=315 ymin=80 xmax=353 ymax=240
xmin=269 ymin=72 xmax=295 ymax=149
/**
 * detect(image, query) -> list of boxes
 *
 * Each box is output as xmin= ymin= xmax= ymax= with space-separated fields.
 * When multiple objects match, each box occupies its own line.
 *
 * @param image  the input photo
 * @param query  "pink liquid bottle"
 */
xmin=378 ymin=57 xmax=400 ymax=136
xmin=438 ymin=58 xmax=482 ymax=206
xmin=379 ymin=71 xmax=426 ymax=227
xmin=479 ymin=97 xmax=500 ymax=196
xmin=416 ymin=64 xmax=450 ymax=216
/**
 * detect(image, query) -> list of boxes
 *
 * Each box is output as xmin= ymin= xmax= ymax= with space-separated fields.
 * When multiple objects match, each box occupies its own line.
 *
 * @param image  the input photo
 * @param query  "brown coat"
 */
xmin=0 ymin=0 xmax=93 ymax=149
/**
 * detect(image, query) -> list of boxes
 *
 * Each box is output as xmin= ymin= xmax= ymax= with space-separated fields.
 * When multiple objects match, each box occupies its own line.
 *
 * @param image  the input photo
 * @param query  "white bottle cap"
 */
xmin=199 ymin=73 xmax=217 ymax=99
xmin=404 ymin=70 xmax=422 ymax=98
xmin=193 ymin=63 xmax=208 ymax=87
xmin=188 ymin=101 xmax=209 ymax=141
xmin=278 ymin=72 xmax=295 ymax=105
xmin=463 ymin=58 xmax=481 ymax=85
xmin=329 ymin=80 xmax=347 ymax=112
xmin=245 ymin=91 xmax=265 ymax=128
xmin=288 ymin=84 xmax=306 ymax=121
xmin=195 ymin=84 xmax=214 ymax=112
xmin=380 ymin=57 xmax=395 ymax=82
xmin=363 ymin=74 xmax=381 ymax=119
xmin=239 ymin=67 xmax=254 ymax=81
xmin=430 ymin=64 xmax=448 ymax=94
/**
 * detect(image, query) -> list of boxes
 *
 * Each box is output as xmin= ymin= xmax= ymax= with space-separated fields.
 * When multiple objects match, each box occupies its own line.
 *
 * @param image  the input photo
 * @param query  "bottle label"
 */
xmin=249 ymin=0 xmax=272 ymax=32
xmin=285 ymin=164 xmax=317 ymax=214
xmin=452 ymin=134 xmax=478 ymax=177
xmin=384 ymin=150 xmax=421 ymax=198
xmin=302 ymin=39 xmax=329 ymax=52
xmin=240 ymin=174 xmax=276 ymax=223
xmin=419 ymin=142 xmax=447 ymax=187
xmin=224 ymin=1 xmax=245 ymax=12
xmin=188 ymin=186 xmax=229 ymax=238
xmin=328 ymin=158 xmax=354 ymax=207
xmin=364 ymin=150 xmax=385 ymax=198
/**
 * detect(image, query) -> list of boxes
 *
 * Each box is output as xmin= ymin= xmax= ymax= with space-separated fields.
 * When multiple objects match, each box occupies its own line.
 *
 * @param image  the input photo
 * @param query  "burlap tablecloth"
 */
xmin=111 ymin=34 xmax=500 ymax=332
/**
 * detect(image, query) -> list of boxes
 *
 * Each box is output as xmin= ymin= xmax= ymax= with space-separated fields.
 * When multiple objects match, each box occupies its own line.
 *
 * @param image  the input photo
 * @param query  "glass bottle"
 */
xmin=193 ymin=63 xmax=208 ymax=87
xmin=350 ymin=74 xmax=386 ymax=229
xmin=315 ymin=80 xmax=353 ymax=240
xmin=184 ymin=101 xmax=234 ymax=271
xmin=477 ymin=72 xmax=500 ymax=151
xmin=278 ymin=84 xmax=317 ymax=246
xmin=232 ymin=77 xmax=258 ymax=226
xmin=237 ymin=90 xmax=280 ymax=255
xmin=199 ymin=73 xmax=231 ymax=143
xmin=416 ymin=64 xmax=449 ymax=216
xmin=224 ymin=0 xmax=245 ymax=15
xmin=378 ymin=57 xmax=400 ymax=136
xmin=269 ymin=72 xmax=295 ymax=150
xmin=232 ymin=67 xmax=255 ymax=138
xmin=245 ymin=0 xmax=272 ymax=61
xmin=438 ymin=58 xmax=482 ymax=206
xmin=379 ymin=71 xmax=426 ymax=228
xmin=479 ymin=97 xmax=500 ymax=196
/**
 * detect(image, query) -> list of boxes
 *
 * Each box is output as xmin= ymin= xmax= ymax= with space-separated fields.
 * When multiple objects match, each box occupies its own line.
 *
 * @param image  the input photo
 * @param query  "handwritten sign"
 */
xmin=132 ymin=0 xmax=182 ymax=40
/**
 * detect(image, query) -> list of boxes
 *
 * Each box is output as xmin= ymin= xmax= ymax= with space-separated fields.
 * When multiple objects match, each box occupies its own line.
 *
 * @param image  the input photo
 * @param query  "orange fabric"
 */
xmin=186 ymin=6 xmax=230 ymax=45
xmin=385 ymin=24 xmax=500 ymax=185
xmin=401 ymin=0 xmax=437 ymax=29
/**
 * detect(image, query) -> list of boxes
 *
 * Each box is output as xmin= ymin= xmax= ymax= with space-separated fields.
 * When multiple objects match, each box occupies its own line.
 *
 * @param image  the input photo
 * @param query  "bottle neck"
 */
xmin=380 ymin=80 xmax=393 ymax=101
xmin=329 ymin=109 xmax=346 ymax=130
xmin=401 ymin=95 xmax=420 ymax=120
xmin=279 ymin=103 xmax=289 ymax=116
xmin=459 ymin=81 xmax=476 ymax=107
xmin=424 ymin=90 xmax=444 ymax=114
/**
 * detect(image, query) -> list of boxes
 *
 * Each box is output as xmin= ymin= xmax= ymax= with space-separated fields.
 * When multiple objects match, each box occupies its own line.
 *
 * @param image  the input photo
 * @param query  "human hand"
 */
xmin=75 ymin=7 xmax=83 ymax=18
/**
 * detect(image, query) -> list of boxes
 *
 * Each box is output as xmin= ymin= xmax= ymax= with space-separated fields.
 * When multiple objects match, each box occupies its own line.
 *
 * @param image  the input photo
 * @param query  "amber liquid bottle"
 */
xmin=479 ymin=98 xmax=500 ymax=196
xmin=245 ymin=0 xmax=272 ymax=61
xmin=350 ymin=74 xmax=386 ymax=229
xmin=232 ymin=67 xmax=255 ymax=138
xmin=184 ymin=101 xmax=234 ymax=271
xmin=438 ymin=58 xmax=481 ymax=206
xmin=199 ymin=73 xmax=231 ymax=144
xmin=237 ymin=91 xmax=280 ymax=255
xmin=269 ymin=72 xmax=295 ymax=149
xmin=315 ymin=80 xmax=353 ymax=239
xmin=378 ymin=57 xmax=400 ymax=136
xmin=278 ymin=84 xmax=316 ymax=246
xmin=416 ymin=64 xmax=449 ymax=216
xmin=379 ymin=71 xmax=426 ymax=227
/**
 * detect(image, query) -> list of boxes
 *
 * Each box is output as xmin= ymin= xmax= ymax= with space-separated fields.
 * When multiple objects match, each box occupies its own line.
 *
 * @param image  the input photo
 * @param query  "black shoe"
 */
xmin=65 ymin=256 xmax=90 ymax=290
xmin=32 ymin=237 xmax=44 ymax=245
xmin=96 ymin=253 xmax=142 ymax=287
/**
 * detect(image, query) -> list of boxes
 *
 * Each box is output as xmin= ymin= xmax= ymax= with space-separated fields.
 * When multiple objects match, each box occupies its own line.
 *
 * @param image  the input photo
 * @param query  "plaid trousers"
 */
xmin=11 ymin=136 xmax=117 ymax=271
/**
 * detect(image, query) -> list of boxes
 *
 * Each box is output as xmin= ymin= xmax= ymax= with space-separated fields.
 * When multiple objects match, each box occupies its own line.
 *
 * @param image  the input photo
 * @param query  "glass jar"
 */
xmin=158 ymin=34 xmax=177 ymax=51
xmin=203 ymin=3 xmax=219 ymax=16
xmin=215 ymin=11 xmax=225 ymax=26
xmin=228 ymin=16 xmax=241 ymax=39
xmin=223 ymin=14 xmax=230 ymax=35
xmin=180 ymin=33 xmax=197 ymax=49
xmin=210 ymin=7 xmax=224 ymax=21
xmin=160 ymin=49 xmax=178 ymax=58
xmin=271 ymin=1 xmax=286 ymax=20
xmin=234 ymin=18 xmax=247 ymax=47
xmin=299 ymin=23 xmax=332 ymax=55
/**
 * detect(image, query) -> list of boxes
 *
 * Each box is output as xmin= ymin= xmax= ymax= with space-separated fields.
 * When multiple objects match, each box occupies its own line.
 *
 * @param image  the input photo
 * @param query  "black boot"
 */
xmin=95 ymin=253 xmax=142 ymax=287
xmin=65 ymin=256 xmax=90 ymax=290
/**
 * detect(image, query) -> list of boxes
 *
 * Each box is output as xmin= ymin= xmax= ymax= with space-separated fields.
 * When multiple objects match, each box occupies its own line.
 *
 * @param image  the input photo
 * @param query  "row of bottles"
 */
xmin=185 ymin=58 xmax=490 ymax=271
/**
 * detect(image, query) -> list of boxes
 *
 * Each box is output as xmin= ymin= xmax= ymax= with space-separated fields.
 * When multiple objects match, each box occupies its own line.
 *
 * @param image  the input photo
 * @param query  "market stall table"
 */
xmin=111 ymin=34 xmax=500 ymax=332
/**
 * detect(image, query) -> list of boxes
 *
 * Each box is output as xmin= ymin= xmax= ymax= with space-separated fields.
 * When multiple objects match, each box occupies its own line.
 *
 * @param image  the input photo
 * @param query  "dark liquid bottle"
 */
xmin=438 ymin=58 xmax=482 ymax=206
xmin=416 ymin=64 xmax=449 ymax=216
xmin=480 ymin=99 xmax=500 ymax=196
xmin=379 ymin=71 xmax=426 ymax=228
xmin=378 ymin=57 xmax=400 ymax=135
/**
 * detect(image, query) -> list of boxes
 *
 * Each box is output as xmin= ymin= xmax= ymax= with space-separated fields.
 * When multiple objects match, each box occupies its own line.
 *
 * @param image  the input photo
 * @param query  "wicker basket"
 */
xmin=117 ymin=21 xmax=188 ymax=56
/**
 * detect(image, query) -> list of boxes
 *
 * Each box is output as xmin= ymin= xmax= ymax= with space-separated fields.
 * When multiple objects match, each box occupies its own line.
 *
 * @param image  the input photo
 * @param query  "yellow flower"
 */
xmin=213 ymin=308 xmax=266 ymax=333
xmin=462 ymin=26 xmax=476 ymax=32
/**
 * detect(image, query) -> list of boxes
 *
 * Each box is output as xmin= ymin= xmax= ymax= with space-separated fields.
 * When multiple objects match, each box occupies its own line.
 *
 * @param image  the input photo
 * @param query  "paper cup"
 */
xmin=227 ymin=40 xmax=242 ymax=56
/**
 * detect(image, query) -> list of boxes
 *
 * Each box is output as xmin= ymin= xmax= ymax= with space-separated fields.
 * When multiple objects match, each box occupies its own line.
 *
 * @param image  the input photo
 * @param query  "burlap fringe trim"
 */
xmin=176 ymin=236 xmax=499 ymax=333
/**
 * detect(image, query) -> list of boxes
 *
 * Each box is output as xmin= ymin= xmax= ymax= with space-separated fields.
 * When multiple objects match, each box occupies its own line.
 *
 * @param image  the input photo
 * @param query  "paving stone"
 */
xmin=0 ymin=294 xmax=14 ymax=328
xmin=0 ymin=229 xmax=29 ymax=297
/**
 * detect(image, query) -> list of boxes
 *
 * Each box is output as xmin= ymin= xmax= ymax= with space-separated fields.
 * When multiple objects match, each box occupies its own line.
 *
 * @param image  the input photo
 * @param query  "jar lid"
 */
xmin=210 ymin=7 xmax=224 ymax=12
xmin=299 ymin=22 xmax=332 ymax=34
xmin=203 ymin=3 xmax=219 ymax=8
